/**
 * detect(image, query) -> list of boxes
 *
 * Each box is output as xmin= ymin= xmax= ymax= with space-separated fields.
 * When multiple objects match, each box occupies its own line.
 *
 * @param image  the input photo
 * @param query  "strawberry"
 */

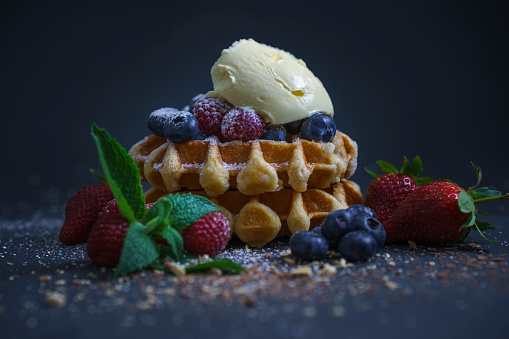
xmin=364 ymin=156 xmax=432 ymax=226
xmin=181 ymin=212 xmax=230 ymax=257
xmin=59 ymin=184 xmax=114 ymax=245
xmin=86 ymin=214 xmax=130 ymax=267
xmin=98 ymin=199 xmax=154 ymax=218
xmin=384 ymin=164 xmax=509 ymax=244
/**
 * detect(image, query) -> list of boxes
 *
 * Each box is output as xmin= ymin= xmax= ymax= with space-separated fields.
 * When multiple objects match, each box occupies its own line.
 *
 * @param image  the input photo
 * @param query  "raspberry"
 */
xmin=193 ymin=97 xmax=233 ymax=135
xmin=86 ymin=214 xmax=130 ymax=267
xmin=181 ymin=212 xmax=230 ymax=257
xmin=221 ymin=108 xmax=266 ymax=141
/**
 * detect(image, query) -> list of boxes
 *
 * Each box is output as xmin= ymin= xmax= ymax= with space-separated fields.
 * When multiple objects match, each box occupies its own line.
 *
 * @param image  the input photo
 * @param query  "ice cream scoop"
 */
xmin=206 ymin=39 xmax=333 ymax=124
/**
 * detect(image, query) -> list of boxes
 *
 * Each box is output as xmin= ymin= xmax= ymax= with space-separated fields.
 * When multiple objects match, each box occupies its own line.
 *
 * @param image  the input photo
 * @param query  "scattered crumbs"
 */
xmin=164 ymin=261 xmax=186 ymax=277
xmin=283 ymin=257 xmax=296 ymax=266
xmin=318 ymin=263 xmax=337 ymax=276
xmin=289 ymin=266 xmax=313 ymax=277
xmin=331 ymin=305 xmax=346 ymax=318
xmin=45 ymin=291 xmax=66 ymax=307
xmin=408 ymin=240 xmax=417 ymax=250
xmin=468 ymin=242 xmax=483 ymax=249
xmin=337 ymin=258 xmax=347 ymax=269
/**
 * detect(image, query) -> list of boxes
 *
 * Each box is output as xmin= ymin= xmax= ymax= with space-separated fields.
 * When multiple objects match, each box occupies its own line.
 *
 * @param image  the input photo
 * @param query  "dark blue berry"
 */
xmin=347 ymin=204 xmax=378 ymax=219
xmin=182 ymin=93 xmax=206 ymax=112
xmin=285 ymin=118 xmax=306 ymax=134
xmin=193 ymin=130 xmax=208 ymax=141
xmin=163 ymin=111 xmax=199 ymax=143
xmin=260 ymin=125 xmax=286 ymax=141
xmin=148 ymin=107 xmax=180 ymax=137
xmin=312 ymin=225 xmax=322 ymax=235
xmin=352 ymin=213 xmax=386 ymax=247
xmin=337 ymin=231 xmax=378 ymax=261
xmin=321 ymin=209 xmax=355 ymax=247
xmin=300 ymin=113 xmax=337 ymax=143
xmin=289 ymin=231 xmax=329 ymax=260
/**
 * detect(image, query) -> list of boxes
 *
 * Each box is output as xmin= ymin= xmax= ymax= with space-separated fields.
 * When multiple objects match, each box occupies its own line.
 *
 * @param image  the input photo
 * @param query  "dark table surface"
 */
xmin=1 ymin=206 xmax=508 ymax=339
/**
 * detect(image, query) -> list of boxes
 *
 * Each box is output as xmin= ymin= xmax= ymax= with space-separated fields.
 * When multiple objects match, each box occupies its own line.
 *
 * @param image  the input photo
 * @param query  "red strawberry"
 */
xmin=98 ymin=199 xmax=154 ymax=218
xmin=86 ymin=214 xmax=130 ymax=267
xmin=384 ymin=164 xmax=509 ymax=244
xmin=181 ymin=212 xmax=230 ymax=257
xmin=59 ymin=184 xmax=114 ymax=245
xmin=364 ymin=156 xmax=432 ymax=226
xmin=384 ymin=181 xmax=470 ymax=244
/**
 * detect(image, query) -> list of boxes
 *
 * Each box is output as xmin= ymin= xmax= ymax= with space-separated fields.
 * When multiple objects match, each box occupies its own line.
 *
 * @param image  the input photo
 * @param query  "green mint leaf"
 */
xmin=158 ymin=227 xmax=184 ymax=261
xmin=458 ymin=191 xmax=475 ymax=213
xmin=115 ymin=221 xmax=159 ymax=278
xmin=91 ymin=123 xmax=146 ymax=222
xmin=471 ymin=187 xmax=502 ymax=199
xmin=376 ymin=160 xmax=399 ymax=174
xmin=163 ymin=193 xmax=220 ymax=230
xmin=185 ymin=258 xmax=246 ymax=274
xmin=142 ymin=196 xmax=172 ymax=225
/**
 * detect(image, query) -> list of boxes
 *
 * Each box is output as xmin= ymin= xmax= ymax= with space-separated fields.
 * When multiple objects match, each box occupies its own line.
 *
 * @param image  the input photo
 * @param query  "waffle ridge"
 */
xmin=129 ymin=131 xmax=358 ymax=197
xmin=144 ymin=180 xmax=364 ymax=247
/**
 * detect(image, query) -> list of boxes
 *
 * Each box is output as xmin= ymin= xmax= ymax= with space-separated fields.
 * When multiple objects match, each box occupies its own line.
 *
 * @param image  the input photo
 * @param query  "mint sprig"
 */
xmin=91 ymin=123 xmax=239 ymax=278
xmin=91 ymin=123 xmax=146 ymax=222
xmin=115 ymin=221 xmax=159 ymax=277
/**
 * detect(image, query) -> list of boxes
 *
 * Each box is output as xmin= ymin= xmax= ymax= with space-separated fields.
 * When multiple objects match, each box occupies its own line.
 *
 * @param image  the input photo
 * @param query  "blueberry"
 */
xmin=347 ymin=204 xmax=378 ymax=219
xmin=182 ymin=93 xmax=206 ymax=112
xmin=337 ymin=231 xmax=378 ymax=261
xmin=193 ymin=130 xmax=208 ymax=141
xmin=289 ymin=230 xmax=329 ymax=260
xmin=321 ymin=209 xmax=355 ymax=247
xmin=300 ymin=113 xmax=337 ymax=143
xmin=163 ymin=111 xmax=199 ymax=143
xmin=352 ymin=213 xmax=386 ymax=247
xmin=285 ymin=118 xmax=306 ymax=134
xmin=312 ymin=225 xmax=322 ymax=235
xmin=260 ymin=125 xmax=286 ymax=141
xmin=147 ymin=107 xmax=180 ymax=137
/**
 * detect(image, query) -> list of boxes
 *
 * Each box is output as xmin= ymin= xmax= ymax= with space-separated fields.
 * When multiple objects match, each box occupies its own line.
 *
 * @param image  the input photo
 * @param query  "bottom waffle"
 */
xmin=145 ymin=180 xmax=363 ymax=247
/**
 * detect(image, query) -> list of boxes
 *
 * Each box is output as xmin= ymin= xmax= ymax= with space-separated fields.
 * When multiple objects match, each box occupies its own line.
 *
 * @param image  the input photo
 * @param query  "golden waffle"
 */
xmin=144 ymin=180 xmax=363 ymax=247
xmin=129 ymin=131 xmax=358 ymax=197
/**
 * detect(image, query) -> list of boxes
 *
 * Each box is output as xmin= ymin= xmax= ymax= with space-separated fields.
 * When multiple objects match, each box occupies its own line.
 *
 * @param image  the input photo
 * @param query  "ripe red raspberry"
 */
xmin=59 ymin=184 xmax=114 ymax=245
xmin=86 ymin=214 xmax=130 ymax=267
xmin=181 ymin=212 xmax=230 ymax=257
xmin=221 ymin=108 xmax=266 ymax=141
xmin=193 ymin=97 xmax=233 ymax=136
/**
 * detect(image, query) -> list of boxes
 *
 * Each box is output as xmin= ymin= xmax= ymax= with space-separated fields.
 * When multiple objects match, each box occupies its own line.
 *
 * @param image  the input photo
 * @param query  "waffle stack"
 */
xmin=129 ymin=130 xmax=362 ymax=247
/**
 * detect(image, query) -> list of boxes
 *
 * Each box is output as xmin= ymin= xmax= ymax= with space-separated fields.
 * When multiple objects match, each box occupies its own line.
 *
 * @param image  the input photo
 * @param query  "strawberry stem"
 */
xmin=473 ymin=193 xmax=509 ymax=205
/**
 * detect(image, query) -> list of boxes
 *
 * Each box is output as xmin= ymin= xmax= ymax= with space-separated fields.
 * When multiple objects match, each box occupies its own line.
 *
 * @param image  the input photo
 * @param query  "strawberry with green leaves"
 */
xmin=364 ymin=156 xmax=433 ymax=226
xmin=71 ymin=123 xmax=243 ymax=277
xmin=385 ymin=163 xmax=509 ymax=244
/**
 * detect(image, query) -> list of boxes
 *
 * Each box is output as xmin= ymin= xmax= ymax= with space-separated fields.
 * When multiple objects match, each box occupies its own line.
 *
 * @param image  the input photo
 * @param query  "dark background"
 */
xmin=1 ymin=0 xmax=508 ymax=218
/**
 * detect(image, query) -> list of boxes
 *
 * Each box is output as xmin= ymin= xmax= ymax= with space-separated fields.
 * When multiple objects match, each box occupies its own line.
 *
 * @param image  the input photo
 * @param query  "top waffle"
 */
xmin=129 ymin=130 xmax=358 ymax=197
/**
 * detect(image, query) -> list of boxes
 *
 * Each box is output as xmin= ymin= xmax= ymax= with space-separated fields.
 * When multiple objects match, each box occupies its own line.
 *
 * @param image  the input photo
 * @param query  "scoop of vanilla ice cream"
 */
xmin=206 ymin=39 xmax=333 ymax=124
